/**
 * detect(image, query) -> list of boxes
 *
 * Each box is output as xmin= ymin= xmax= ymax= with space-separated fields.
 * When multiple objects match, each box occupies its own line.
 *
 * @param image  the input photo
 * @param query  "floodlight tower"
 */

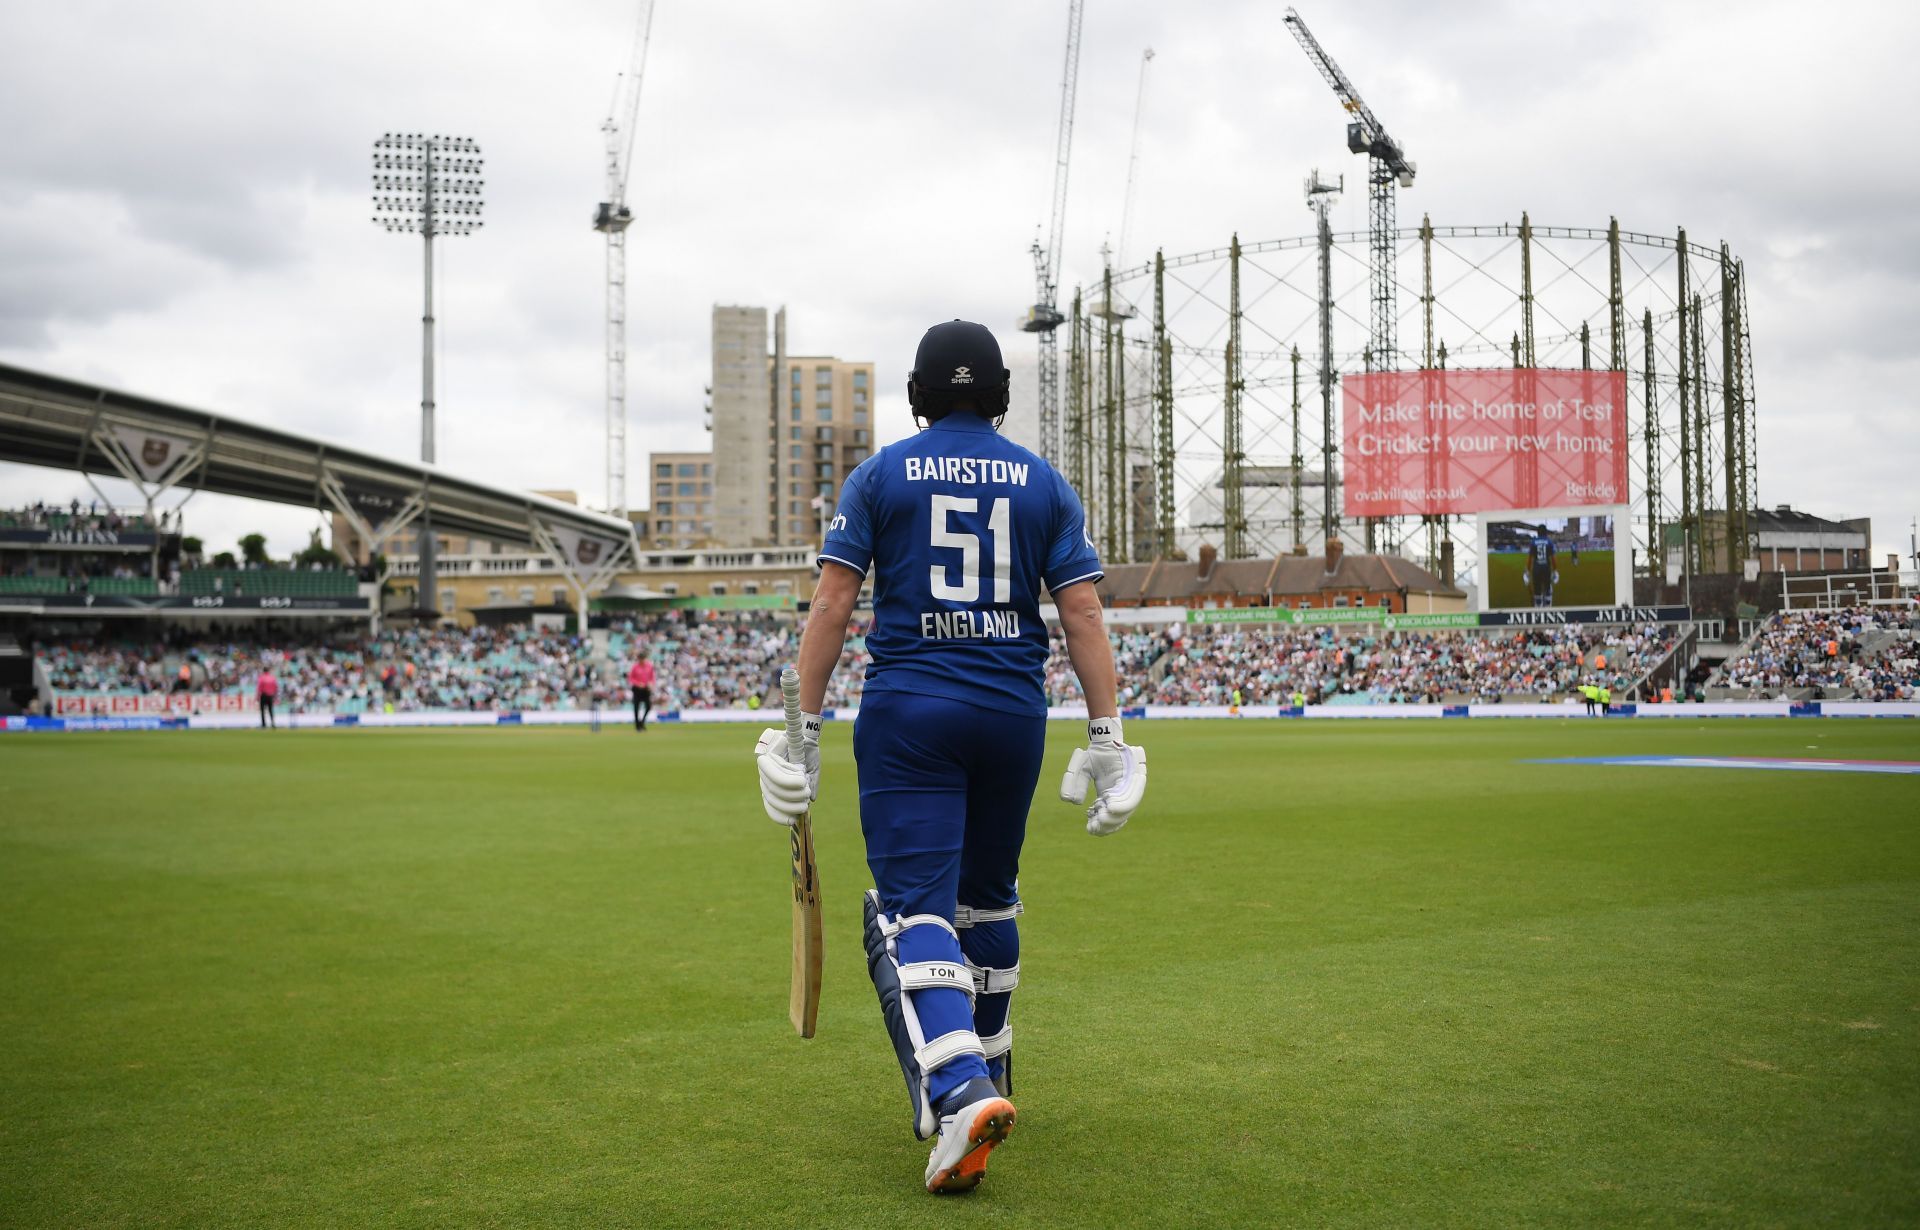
xmin=372 ymin=133 xmax=485 ymax=620
xmin=1306 ymin=169 xmax=1341 ymax=545
xmin=595 ymin=1 xmax=657 ymax=520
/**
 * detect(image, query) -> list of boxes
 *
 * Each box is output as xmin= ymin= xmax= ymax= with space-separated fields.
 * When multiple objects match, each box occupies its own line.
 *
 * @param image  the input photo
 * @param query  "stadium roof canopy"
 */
xmin=0 ymin=361 xmax=640 ymax=590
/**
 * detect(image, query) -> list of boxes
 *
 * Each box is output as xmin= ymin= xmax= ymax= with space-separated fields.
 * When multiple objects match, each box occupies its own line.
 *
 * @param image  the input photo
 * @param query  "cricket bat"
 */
xmin=782 ymin=667 xmax=824 ymax=1038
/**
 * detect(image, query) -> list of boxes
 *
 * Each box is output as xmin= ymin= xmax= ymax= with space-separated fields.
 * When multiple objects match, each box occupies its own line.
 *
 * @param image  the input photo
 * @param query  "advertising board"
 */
xmin=1343 ymin=368 xmax=1628 ymax=517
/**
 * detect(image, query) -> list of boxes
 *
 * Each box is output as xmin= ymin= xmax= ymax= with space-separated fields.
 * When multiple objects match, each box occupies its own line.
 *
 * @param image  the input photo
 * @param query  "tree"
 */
xmin=181 ymin=536 xmax=204 ymax=557
xmin=238 ymin=533 xmax=271 ymax=567
xmin=211 ymin=551 xmax=238 ymax=569
xmin=293 ymin=529 xmax=339 ymax=569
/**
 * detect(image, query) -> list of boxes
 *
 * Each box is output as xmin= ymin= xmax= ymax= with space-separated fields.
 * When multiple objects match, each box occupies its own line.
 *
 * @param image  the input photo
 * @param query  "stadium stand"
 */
xmin=40 ymin=626 xmax=602 ymax=713
xmin=1715 ymin=607 xmax=1919 ymax=700
xmin=605 ymin=612 xmax=863 ymax=711
xmin=178 ymin=568 xmax=359 ymax=598
xmin=0 ymin=502 xmax=159 ymax=534
xmin=36 ymin=613 xmax=1685 ymax=715
xmin=1046 ymin=624 xmax=1677 ymax=706
xmin=32 ymin=612 xmax=869 ymax=714
xmin=0 ymin=572 xmax=161 ymax=595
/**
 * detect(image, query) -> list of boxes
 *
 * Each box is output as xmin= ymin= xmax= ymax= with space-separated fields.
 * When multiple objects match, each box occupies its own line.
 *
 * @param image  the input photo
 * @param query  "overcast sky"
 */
xmin=2 ymin=0 xmax=1916 ymax=563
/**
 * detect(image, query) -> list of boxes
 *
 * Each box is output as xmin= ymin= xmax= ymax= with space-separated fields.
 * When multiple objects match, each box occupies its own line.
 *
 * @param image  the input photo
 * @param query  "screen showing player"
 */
xmin=1485 ymin=514 xmax=1617 ymax=609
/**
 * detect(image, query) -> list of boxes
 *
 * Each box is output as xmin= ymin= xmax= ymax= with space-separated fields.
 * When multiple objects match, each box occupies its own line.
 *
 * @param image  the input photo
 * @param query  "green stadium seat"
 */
xmin=180 ymin=569 xmax=358 ymax=598
xmin=0 ymin=576 xmax=65 ymax=594
xmin=88 ymin=577 xmax=160 ymax=596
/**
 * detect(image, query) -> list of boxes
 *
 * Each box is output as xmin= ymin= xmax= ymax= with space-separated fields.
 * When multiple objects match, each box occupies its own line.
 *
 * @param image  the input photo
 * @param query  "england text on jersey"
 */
xmin=903 ymin=457 xmax=1031 ymax=486
xmin=920 ymin=609 xmax=1023 ymax=640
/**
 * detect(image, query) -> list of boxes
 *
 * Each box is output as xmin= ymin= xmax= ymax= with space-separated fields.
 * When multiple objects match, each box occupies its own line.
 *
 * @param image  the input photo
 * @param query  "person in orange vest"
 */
xmin=1661 ymin=684 xmax=1674 ymax=704
xmin=174 ymin=661 xmax=192 ymax=693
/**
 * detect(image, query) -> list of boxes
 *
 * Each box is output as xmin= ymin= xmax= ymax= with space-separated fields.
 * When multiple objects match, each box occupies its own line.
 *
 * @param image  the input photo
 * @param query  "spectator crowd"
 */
xmin=36 ymin=611 xmax=1690 ymax=714
xmin=34 ymin=612 xmax=875 ymax=715
xmin=1718 ymin=607 xmax=1919 ymax=700
xmin=40 ymin=625 xmax=603 ymax=713
xmin=1 ymin=500 xmax=164 ymax=534
xmin=610 ymin=611 xmax=870 ymax=711
xmin=1046 ymin=623 xmax=1676 ymax=706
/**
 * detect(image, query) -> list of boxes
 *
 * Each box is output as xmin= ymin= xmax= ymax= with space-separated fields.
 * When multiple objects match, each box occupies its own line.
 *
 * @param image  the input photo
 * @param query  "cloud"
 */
xmin=1 ymin=0 xmax=1916 ymax=562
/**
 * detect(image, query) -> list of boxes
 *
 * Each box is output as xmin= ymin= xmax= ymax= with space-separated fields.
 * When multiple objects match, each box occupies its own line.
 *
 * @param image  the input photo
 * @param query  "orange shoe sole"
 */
xmin=927 ymin=1099 xmax=1016 ymax=1194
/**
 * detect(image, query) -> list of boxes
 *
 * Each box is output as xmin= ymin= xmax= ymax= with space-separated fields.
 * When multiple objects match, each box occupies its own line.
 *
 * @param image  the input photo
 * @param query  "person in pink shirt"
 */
xmin=256 ymin=666 xmax=279 ymax=730
xmin=628 ymin=653 xmax=656 ymax=732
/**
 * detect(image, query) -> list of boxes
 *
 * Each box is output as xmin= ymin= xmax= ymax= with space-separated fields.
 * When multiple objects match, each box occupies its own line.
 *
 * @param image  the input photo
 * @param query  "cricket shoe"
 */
xmin=923 ymin=1078 xmax=1016 ymax=1194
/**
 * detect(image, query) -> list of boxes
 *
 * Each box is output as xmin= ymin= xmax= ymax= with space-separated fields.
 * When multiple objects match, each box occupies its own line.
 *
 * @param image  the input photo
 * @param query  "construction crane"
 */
xmin=1020 ymin=0 xmax=1084 ymax=467
xmin=1114 ymin=47 xmax=1154 ymax=272
xmin=593 ymin=1 xmax=657 ymax=519
xmin=1282 ymin=7 xmax=1415 ymax=373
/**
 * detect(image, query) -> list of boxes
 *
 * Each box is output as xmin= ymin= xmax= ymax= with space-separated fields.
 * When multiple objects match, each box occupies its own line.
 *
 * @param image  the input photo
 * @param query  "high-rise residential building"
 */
xmin=708 ymin=304 xmax=875 ymax=547
xmin=709 ymin=305 xmax=773 ymax=546
xmin=646 ymin=451 xmax=715 ymax=547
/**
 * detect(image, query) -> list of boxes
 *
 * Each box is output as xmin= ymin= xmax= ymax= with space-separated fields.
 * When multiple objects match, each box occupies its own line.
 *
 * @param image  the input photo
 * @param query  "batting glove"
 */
xmin=753 ymin=714 xmax=819 ymax=826
xmin=1060 ymin=716 xmax=1147 ymax=837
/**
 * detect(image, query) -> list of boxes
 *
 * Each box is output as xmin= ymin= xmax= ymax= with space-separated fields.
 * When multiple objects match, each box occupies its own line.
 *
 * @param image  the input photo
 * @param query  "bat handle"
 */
xmin=781 ymin=666 xmax=803 ymax=761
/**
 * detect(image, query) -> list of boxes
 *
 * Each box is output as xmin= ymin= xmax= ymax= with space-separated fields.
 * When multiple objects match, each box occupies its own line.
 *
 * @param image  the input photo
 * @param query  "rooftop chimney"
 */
xmin=1197 ymin=543 xmax=1218 ymax=582
xmin=1324 ymin=538 xmax=1344 ymax=574
xmin=1439 ymin=539 xmax=1456 ymax=586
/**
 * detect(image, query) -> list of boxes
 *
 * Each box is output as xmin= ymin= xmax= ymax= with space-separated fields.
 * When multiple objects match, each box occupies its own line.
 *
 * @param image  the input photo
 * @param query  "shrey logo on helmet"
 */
xmin=952 ymin=366 xmax=973 ymax=384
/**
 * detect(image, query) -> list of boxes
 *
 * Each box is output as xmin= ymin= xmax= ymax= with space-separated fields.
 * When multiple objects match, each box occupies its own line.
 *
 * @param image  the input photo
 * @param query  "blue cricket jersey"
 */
xmin=818 ymin=412 xmax=1103 ymax=716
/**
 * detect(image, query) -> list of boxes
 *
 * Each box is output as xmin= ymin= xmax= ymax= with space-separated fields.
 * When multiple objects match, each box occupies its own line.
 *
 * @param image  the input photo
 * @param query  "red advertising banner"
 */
xmin=1342 ymin=368 xmax=1629 ymax=517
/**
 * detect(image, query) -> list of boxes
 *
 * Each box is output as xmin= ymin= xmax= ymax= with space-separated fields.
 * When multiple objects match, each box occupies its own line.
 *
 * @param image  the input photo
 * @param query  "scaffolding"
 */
xmin=1058 ymin=218 xmax=1759 ymax=588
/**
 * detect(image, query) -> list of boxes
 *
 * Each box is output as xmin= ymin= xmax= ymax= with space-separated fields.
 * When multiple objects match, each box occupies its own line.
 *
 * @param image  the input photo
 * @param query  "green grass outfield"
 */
xmin=3 ymin=719 xmax=1917 ymax=1228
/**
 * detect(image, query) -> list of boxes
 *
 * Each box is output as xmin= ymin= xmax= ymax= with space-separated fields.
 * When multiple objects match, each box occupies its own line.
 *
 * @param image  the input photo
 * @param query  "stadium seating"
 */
xmin=1717 ymin=607 xmax=1918 ymax=700
xmin=0 ymin=576 xmax=68 ymax=594
xmin=87 ymin=576 xmax=161 ymax=596
xmin=179 ymin=568 xmax=359 ymax=598
xmin=0 ymin=574 xmax=161 ymax=596
xmin=32 ymin=613 xmax=1702 ymax=714
xmin=0 ymin=504 xmax=155 ymax=533
xmin=1047 ymin=624 xmax=1678 ymax=706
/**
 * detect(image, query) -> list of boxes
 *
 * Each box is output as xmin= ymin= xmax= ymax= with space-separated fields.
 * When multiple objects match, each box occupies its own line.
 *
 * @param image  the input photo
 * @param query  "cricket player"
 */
xmin=1524 ymin=524 xmax=1558 ymax=608
xmin=754 ymin=320 xmax=1146 ymax=1194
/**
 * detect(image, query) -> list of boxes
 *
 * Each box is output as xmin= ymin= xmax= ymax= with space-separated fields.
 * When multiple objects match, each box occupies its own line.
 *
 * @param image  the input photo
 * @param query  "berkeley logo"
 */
xmin=952 ymin=365 xmax=974 ymax=384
